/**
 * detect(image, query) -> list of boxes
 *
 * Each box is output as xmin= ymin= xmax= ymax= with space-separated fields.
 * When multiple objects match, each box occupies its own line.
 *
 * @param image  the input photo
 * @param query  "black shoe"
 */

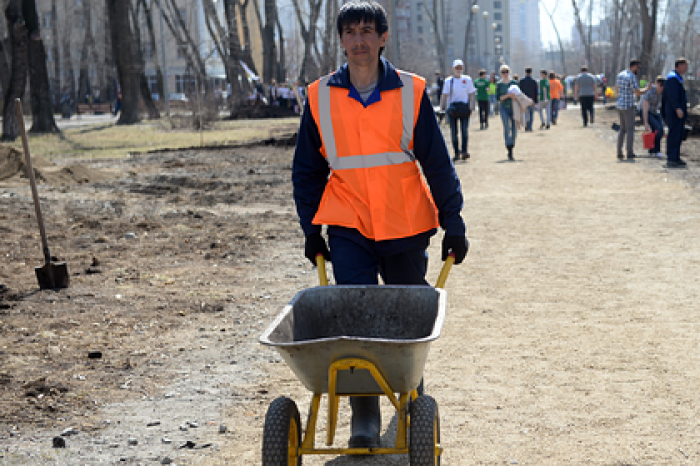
xmin=546 ymin=125 xmax=550 ymax=130
xmin=617 ymin=154 xmax=624 ymax=161
xmin=349 ymin=396 xmax=381 ymax=448
xmin=667 ymin=159 xmax=687 ymax=168
xmin=463 ymin=151 xmax=470 ymax=159
xmin=627 ymin=154 xmax=637 ymax=161
xmin=540 ymin=123 xmax=545 ymax=129
xmin=507 ymin=146 xmax=514 ymax=161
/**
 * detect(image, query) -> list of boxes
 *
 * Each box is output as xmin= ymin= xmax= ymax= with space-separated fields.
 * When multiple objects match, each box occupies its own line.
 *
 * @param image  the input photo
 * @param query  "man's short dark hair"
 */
xmin=656 ymin=75 xmax=666 ymax=85
xmin=675 ymin=57 xmax=688 ymax=68
xmin=629 ymin=58 xmax=641 ymax=68
xmin=581 ymin=66 xmax=588 ymax=72
xmin=337 ymin=2 xmax=388 ymax=37
xmin=479 ymin=69 xmax=486 ymax=76
xmin=525 ymin=67 xmax=532 ymax=74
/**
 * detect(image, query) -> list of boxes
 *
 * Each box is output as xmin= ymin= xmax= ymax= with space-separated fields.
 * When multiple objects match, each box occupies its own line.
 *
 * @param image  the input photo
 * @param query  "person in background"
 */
xmin=292 ymin=1 xmax=468 ymax=449
xmin=616 ymin=58 xmax=649 ymax=161
xmin=574 ymin=66 xmax=598 ymax=127
xmin=496 ymin=64 xmax=519 ymax=160
xmin=518 ymin=67 xmax=538 ymax=132
xmin=435 ymin=70 xmax=445 ymax=106
xmin=548 ymin=71 xmax=563 ymax=125
xmin=537 ymin=69 xmax=551 ymax=129
xmin=663 ymin=57 xmax=689 ymax=168
xmin=440 ymin=59 xmax=476 ymax=160
xmin=474 ymin=69 xmax=490 ymax=130
xmin=488 ymin=72 xmax=498 ymax=115
xmin=638 ymin=75 xmax=666 ymax=159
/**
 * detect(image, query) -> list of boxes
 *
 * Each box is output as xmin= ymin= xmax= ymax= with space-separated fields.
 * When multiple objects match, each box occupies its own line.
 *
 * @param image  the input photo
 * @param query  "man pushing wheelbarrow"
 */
xmin=289 ymin=0 xmax=468 ymax=454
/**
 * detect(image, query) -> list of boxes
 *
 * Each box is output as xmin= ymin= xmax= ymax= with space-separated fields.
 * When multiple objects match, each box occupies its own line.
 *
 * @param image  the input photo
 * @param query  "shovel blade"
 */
xmin=35 ymin=262 xmax=70 ymax=290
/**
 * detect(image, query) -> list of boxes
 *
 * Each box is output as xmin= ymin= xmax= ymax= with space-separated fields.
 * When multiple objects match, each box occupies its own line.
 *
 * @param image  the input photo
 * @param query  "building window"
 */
xmin=495 ymin=24 xmax=502 ymax=32
xmin=417 ymin=26 xmax=423 ymax=34
xmin=43 ymin=12 xmax=52 ymax=29
xmin=417 ymin=14 xmax=422 ymax=21
xmin=494 ymin=12 xmax=502 ymax=20
xmin=494 ymin=1 xmax=502 ymax=8
xmin=177 ymin=44 xmax=188 ymax=60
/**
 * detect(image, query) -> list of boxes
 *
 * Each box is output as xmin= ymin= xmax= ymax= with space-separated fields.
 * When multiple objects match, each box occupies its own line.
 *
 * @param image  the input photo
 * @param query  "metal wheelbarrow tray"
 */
xmin=260 ymin=285 xmax=446 ymax=395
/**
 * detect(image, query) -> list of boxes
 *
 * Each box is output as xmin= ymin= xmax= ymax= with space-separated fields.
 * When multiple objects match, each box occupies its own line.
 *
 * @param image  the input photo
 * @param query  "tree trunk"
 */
xmin=462 ymin=0 xmax=477 ymax=74
xmin=167 ymin=0 xmax=210 ymax=93
xmin=276 ymin=15 xmax=286 ymax=82
xmin=140 ymin=0 xmax=164 ymax=100
xmin=2 ymin=0 xmax=29 ymax=141
xmin=572 ymin=0 xmax=591 ymax=68
xmin=238 ymin=0 xmax=257 ymax=74
xmin=292 ymin=0 xmax=322 ymax=84
xmin=106 ymin=0 xmax=140 ymax=124
xmin=424 ymin=0 xmax=445 ymax=74
xmin=25 ymin=0 xmax=58 ymax=133
xmin=51 ymin=0 xmax=61 ymax=111
xmin=77 ymin=1 xmax=91 ymax=104
xmin=0 ymin=40 xmax=11 ymax=97
xmin=637 ymin=0 xmax=658 ymax=78
xmin=61 ymin=0 xmax=75 ymax=105
xmin=262 ymin=0 xmax=278 ymax=82
xmin=129 ymin=1 xmax=159 ymax=119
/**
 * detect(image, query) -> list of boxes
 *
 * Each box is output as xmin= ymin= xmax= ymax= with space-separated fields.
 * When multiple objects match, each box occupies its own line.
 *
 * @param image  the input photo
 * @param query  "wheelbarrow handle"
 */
xmin=315 ymin=252 xmax=455 ymax=288
xmin=315 ymin=253 xmax=329 ymax=286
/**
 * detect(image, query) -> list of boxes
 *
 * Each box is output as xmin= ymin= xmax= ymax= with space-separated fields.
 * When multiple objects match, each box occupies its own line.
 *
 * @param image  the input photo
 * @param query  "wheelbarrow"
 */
xmin=259 ymin=254 xmax=455 ymax=465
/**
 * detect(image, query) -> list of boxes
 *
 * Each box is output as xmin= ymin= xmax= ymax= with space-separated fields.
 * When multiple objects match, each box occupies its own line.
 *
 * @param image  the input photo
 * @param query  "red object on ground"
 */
xmin=642 ymin=131 xmax=656 ymax=149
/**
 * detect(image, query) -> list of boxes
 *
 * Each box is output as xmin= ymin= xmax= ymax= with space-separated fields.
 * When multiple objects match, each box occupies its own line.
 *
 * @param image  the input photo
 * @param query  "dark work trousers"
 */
xmin=328 ymin=234 xmax=429 ymax=286
xmin=665 ymin=114 xmax=686 ymax=163
xmin=640 ymin=110 xmax=664 ymax=154
xmin=478 ymin=100 xmax=489 ymax=126
xmin=579 ymin=95 xmax=595 ymax=125
xmin=448 ymin=113 xmax=469 ymax=156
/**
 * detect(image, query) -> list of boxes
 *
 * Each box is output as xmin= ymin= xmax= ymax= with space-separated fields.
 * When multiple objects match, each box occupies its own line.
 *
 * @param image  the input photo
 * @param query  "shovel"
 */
xmin=15 ymin=98 xmax=70 ymax=289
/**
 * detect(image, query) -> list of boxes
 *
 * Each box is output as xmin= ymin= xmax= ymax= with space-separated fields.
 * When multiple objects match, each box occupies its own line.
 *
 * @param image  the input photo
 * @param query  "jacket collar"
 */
xmin=666 ymin=70 xmax=684 ymax=83
xmin=326 ymin=56 xmax=403 ymax=91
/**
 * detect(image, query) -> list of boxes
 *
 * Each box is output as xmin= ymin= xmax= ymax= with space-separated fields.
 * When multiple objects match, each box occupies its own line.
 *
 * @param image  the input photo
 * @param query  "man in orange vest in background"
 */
xmin=292 ymin=0 xmax=468 ymax=449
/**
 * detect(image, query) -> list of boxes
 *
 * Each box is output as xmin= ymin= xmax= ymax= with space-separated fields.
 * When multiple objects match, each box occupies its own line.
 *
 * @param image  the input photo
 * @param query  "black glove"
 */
xmin=441 ymin=235 xmax=468 ymax=265
xmin=304 ymin=232 xmax=331 ymax=266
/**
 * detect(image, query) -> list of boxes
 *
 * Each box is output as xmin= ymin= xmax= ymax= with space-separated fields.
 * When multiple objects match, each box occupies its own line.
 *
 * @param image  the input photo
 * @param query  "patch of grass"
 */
xmin=7 ymin=117 xmax=300 ymax=161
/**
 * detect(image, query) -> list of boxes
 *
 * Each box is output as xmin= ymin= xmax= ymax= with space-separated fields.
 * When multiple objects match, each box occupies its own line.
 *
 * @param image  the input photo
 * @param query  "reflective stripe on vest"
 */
xmin=317 ymin=71 xmax=417 ymax=170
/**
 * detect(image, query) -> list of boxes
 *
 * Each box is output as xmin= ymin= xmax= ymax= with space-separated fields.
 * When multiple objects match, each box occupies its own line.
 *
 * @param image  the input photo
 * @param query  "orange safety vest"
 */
xmin=308 ymin=70 xmax=439 ymax=241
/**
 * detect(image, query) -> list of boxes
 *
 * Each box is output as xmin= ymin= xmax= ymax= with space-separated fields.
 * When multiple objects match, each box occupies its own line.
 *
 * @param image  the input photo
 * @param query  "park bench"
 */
xmin=76 ymin=102 xmax=113 ymax=115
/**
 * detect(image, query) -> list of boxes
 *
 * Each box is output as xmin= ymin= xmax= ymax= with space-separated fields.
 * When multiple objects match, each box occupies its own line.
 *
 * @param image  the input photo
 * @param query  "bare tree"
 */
xmin=106 ymin=0 xmax=141 ymax=124
xmin=50 ymin=0 xmax=61 ymax=110
xmin=637 ymin=0 xmax=659 ymax=77
xmin=540 ymin=0 xmax=567 ymax=75
xmin=462 ymin=0 xmax=478 ymax=74
xmin=2 ymin=0 xmax=29 ymax=141
xmin=139 ymin=0 xmax=165 ymax=101
xmin=26 ymin=0 xmax=58 ymax=133
xmin=261 ymin=0 xmax=278 ymax=82
xmin=423 ymin=0 xmax=445 ymax=74
xmin=681 ymin=0 xmax=698 ymax=57
xmin=291 ymin=0 xmax=323 ymax=83
xmin=129 ymin=1 xmax=159 ymax=119
xmin=571 ymin=0 xmax=592 ymax=66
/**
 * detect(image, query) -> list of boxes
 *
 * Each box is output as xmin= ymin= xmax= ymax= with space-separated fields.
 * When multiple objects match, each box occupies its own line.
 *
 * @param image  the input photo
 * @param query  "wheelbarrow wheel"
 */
xmin=262 ymin=396 xmax=302 ymax=466
xmin=409 ymin=395 xmax=441 ymax=465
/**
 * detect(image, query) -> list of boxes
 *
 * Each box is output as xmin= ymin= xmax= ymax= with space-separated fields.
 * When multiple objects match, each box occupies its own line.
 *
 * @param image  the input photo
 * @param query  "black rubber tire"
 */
xmin=409 ymin=395 xmax=441 ymax=466
xmin=262 ymin=396 xmax=303 ymax=466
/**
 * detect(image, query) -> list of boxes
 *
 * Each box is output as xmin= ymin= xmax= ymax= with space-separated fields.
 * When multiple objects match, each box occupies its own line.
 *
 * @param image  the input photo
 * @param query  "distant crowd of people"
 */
xmin=249 ymin=79 xmax=306 ymax=113
xmin=435 ymin=60 xmax=570 ymax=161
xmin=432 ymin=56 xmax=691 ymax=168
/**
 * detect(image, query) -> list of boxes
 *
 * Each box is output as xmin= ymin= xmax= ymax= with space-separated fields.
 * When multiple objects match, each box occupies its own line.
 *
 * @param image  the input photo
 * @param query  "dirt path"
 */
xmin=227 ymin=110 xmax=700 ymax=465
xmin=2 ymin=109 xmax=700 ymax=465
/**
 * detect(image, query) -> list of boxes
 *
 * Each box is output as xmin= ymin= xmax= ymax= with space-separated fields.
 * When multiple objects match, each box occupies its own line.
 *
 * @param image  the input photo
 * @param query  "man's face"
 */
xmin=656 ymin=83 xmax=664 ymax=94
xmin=452 ymin=65 xmax=463 ymax=77
xmin=677 ymin=62 xmax=689 ymax=75
xmin=339 ymin=20 xmax=387 ymax=68
xmin=630 ymin=64 xmax=640 ymax=75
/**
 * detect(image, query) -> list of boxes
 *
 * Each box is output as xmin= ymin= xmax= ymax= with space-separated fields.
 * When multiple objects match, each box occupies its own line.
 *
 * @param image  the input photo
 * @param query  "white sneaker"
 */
xmin=654 ymin=152 xmax=666 ymax=159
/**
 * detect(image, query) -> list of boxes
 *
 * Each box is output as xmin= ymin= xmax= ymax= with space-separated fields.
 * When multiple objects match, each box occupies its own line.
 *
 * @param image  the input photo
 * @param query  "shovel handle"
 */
xmin=15 ymin=99 xmax=51 ymax=265
xmin=315 ymin=252 xmax=455 ymax=288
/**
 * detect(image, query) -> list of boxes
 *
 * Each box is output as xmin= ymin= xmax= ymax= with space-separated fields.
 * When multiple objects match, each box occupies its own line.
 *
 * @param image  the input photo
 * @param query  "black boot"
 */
xmin=507 ymin=145 xmax=514 ymax=161
xmin=349 ymin=396 xmax=381 ymax=448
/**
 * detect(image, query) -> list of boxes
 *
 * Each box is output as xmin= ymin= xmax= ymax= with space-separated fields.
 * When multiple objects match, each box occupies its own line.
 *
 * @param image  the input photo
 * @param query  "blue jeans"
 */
xmin=537 ymin=100 xmax=551 ymax=126
xmin=551 ymin=98 xmax=559 ymax=121
xmin=449 ymin=113 xmax=469 ymax=155
xmin=500 ymin=105 xmax=516 ymax=147
xmin=525 ymin=106 xmax=534 ymax=130
xmin=640 ymin=110 xmax=664 ymax=153
xmin=489 ymin=95 xmax=497 ymax=115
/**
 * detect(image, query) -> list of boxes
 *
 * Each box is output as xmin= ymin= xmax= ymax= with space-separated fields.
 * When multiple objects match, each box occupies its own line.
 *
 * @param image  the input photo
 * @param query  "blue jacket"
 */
xmin=292 ymin=57 xmax=466 ymax=255
xmin=663 ymin=70 xmax=687 ymax=120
